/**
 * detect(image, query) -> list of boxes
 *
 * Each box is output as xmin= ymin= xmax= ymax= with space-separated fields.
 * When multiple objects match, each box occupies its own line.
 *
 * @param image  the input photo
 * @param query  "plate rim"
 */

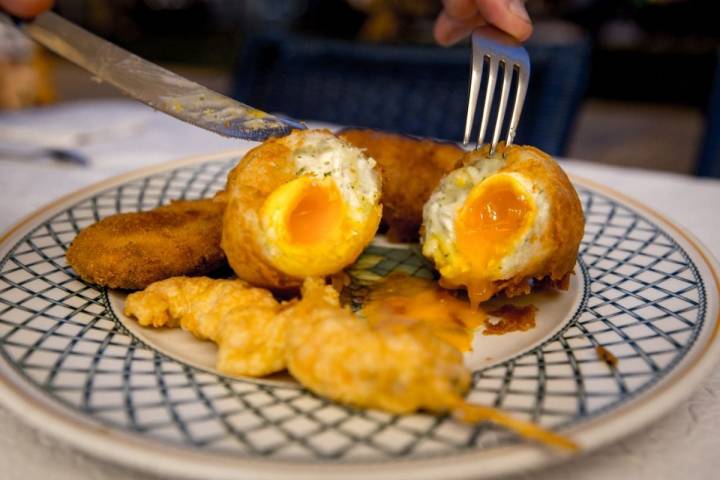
xmin=0 ymin=148 xmax=719 ymax=480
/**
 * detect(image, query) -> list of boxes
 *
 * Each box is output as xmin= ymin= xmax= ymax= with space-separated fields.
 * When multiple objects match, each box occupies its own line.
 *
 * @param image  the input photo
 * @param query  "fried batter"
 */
xmin=285 ymin=278 xmax=471 ymax=414
xmin=422 ymin=143 xmax=585 ymax=304
xmin=66 ymin=199 xmax=226 ymax=290
xmin=289 ymin=279 xmax=575 ymax=450
xmin=124 ymin=276 xmax=288 ymax=376
xmin=222 ymin=129 xmax=382 ymax=289
xmin=125 ymin=276 xmax=577 ymax=451
xmin=339 ymin=128 xmax=465 ymax=242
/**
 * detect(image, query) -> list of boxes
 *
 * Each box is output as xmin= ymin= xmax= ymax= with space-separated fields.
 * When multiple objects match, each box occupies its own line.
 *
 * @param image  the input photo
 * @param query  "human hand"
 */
xmin=434 ymin=0 xmax=532 ymax=46
xmin=0 ymin=0 xmax=53 ymax=18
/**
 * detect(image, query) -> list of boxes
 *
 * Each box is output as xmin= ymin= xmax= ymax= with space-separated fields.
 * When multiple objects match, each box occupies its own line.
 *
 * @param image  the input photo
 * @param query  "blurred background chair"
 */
xmin=232 ymin=30 xmax=590 ymax=156
xmin=6 ymin=0 xmax=716 ymax=174
xmin=696 ymin=49 xmax=720 ymax=178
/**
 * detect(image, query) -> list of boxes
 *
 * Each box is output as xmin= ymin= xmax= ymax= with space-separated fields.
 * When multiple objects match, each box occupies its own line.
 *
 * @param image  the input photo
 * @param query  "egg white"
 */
xmin=259 ymin=130 xmax=382 ymax=277
xmin=287 ymin=130 xmax=381 ymax=221
xmin=422 ymin=155 xmax=551 ymax=283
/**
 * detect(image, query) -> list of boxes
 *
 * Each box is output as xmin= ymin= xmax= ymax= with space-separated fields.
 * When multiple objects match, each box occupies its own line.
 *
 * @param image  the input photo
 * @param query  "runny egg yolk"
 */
xmin=286 ymin=179 xmax=343 ymax=244
xmin=360 ymin=274 xmax=486 ymax=352
xmin=454 ymin=174 xmax=535 ymax=306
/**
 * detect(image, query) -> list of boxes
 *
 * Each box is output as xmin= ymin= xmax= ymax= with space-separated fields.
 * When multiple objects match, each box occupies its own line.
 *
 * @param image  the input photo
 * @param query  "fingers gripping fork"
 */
xmin=463 ymin=28 xmax=530 ymax=157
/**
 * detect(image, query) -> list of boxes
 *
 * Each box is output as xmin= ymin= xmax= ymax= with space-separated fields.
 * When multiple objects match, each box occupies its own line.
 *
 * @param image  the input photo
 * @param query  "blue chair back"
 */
xmin=696 ymin=50 xmax=720 ymax=177
xmin=232 ymin=33 xmax=590 ymax=156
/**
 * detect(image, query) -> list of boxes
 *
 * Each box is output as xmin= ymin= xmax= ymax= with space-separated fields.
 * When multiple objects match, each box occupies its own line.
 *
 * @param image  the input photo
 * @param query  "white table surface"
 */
xmin=1 ymin=100 xmax=719 ymax=480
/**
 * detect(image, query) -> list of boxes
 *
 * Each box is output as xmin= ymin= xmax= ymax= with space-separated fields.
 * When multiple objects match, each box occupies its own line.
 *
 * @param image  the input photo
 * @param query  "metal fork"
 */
xmin=463 ymin=27 xmax=531 ymax=156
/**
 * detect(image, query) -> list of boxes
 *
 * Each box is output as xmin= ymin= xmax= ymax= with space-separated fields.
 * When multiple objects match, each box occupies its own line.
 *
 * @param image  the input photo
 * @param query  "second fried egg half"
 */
xmin=222 ymin=129 xmax=382 ymax=289
xmin=422 ymin=144 xmax=584 ymax=306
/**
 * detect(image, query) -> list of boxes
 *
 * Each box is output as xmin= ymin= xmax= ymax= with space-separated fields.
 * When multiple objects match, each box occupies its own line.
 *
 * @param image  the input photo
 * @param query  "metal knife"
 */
xmin=2 ymin=11 xmax=305 ymax=141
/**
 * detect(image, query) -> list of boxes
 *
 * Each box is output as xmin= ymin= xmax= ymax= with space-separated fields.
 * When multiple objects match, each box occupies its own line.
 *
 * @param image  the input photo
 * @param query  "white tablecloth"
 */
xmin=1 ymin=100 xmax=719 ymax=480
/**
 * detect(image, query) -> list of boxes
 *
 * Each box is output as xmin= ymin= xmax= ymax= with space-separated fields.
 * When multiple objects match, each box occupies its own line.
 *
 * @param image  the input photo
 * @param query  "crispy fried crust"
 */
xmin=470 ymin=143 xmax=584 ymax=299
xmin=222 ymin=129 xmax=382 ymax=290
xmin=339 ymin=128 xmax=465 ymax=242
xmin=221 ymin=136 xmax=299 ymax=289
xmin=125 ymin=275 xmax=577 ymax=451
xmin=124 ymin=276 xmax=288 ymax=377
xmin=66 ymin=199 xmax=226 ymax=290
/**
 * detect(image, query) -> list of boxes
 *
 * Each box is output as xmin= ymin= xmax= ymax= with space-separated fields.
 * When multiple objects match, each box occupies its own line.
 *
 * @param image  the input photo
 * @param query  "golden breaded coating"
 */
xmin=125 ymin=276 xmax=577 ymax=451
xmin=221 ymin=138 xmax=297 ymax=289
xmin=285 ymin=278 xmax=470 ymax=414
xmin=66 ymin=199 xmax=226 ymax=290
xmin=485 ymin=144 xmax=584 ymax=298
xmin=222 ymin=129 xmax=382 ymax=289
xmin=422 ymin=143 xmax=585 ymax=304
xmin=124 ymin=276 xmax=288 ymax=376
xmin=339 ymin=128 xmax=465 ymax=242
xmin=287 ymin=279 xmax=575 ymax=450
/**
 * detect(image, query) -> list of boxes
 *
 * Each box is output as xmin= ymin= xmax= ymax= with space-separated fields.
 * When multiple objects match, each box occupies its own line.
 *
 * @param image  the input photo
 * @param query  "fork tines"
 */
xmin=463 ymin=29 xmax=530 ymax=156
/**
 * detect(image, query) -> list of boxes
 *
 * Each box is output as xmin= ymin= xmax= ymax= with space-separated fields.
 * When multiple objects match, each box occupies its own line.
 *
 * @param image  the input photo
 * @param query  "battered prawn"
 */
xmin=125 ymin=276 xmax=577 ymax=451
xmin=124 ymin=276 xmax=288 ymax=376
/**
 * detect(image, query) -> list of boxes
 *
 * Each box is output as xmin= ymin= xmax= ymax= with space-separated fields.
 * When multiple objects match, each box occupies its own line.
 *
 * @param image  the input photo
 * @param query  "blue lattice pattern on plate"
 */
xmin=0 ymin=158 xmax=706 ymax=461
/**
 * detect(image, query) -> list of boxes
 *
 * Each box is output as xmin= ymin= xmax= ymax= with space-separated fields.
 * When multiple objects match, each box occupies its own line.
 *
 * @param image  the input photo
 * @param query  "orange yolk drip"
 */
xmin=454 ymin=176 xmax=534 ymax=306
xmin=287 ymin=181 xmax=342 ymax=244
xmin=361 ymin=274 xmax=486 ymax=352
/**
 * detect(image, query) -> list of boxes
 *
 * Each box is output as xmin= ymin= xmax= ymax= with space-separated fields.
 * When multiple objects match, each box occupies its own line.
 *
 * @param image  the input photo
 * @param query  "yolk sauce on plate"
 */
xmin=358 ymin=274 xmax=539 ymax=350
xmin=360 ymin=274 xmax=486 ymax=352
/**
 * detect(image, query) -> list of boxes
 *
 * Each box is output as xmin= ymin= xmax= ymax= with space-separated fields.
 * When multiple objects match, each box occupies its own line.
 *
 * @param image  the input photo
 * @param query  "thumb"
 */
xmin=474 ymin=0 xmax=532 ymax=42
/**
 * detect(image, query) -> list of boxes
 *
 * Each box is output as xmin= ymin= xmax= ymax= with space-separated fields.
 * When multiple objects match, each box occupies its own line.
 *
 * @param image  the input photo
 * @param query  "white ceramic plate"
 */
xmin=0 ymin=150 xmax=718 ymax=480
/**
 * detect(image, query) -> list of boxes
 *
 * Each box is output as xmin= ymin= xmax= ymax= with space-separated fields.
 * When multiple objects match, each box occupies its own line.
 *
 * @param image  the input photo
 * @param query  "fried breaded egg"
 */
xmin=222 ymin=129 xmax=382 ymax=289
xmin=422 ymin=143 xmax=584 ymax=306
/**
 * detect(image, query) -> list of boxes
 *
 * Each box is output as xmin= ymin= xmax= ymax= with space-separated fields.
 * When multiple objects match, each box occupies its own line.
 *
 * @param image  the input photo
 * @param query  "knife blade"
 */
xmin=4 ymin=11 xmax=305 ymax=141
